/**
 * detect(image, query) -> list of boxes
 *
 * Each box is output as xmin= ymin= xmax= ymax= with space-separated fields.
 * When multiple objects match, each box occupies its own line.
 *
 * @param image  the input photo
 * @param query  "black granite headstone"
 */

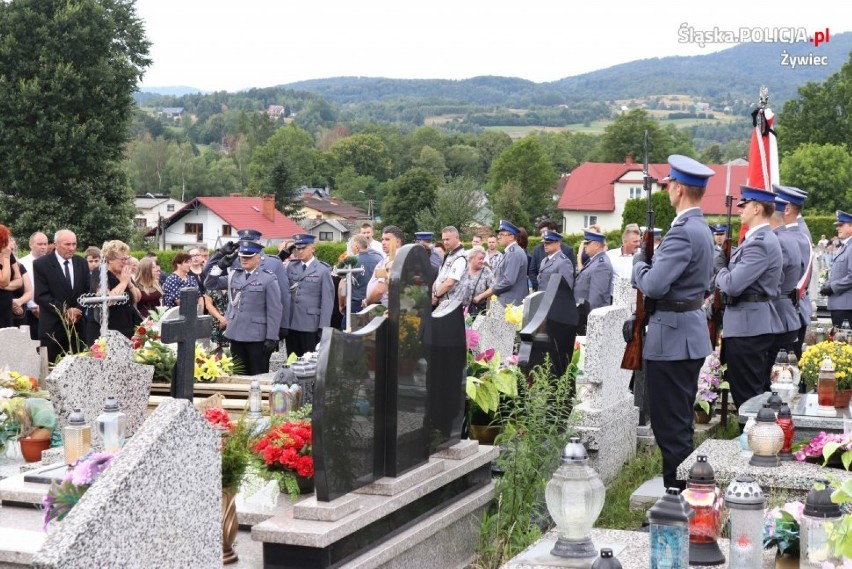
xmin=384 ymin=244 xmax=433 ymax=476
xmin=349 ymin=304 xmax=387 ymax=332
xmin=313 ymin=317 xmax=387 ymax=501
xmin=518 ymin=274 xmax=578 ymax=379
xmin=160 ymin=288 xmax=212 ymax=400
xmin=425 ymin=300 xmax=466 ymax=453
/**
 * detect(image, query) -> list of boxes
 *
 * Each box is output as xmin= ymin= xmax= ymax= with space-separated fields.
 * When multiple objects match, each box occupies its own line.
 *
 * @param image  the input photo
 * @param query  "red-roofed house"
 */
xmin=557 ymin=159 xmax=749 ymax=234
xmin=145 ymin=195 xmax=304 ymax=250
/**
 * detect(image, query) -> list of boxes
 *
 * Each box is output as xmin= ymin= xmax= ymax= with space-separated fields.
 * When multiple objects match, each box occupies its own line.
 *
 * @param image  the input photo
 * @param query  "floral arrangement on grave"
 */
xmin=398 ymin=313 xmax=422 ymax=358
xmin=465 ymin=342 xmax=519 ymax=424
xmin=251 ymin=419 xmax=313 ymax=497
xmin=42 ymin=452 xmax=114 ymax=529
xmin=0 ymin=370 xmax=55 ymax=444
xmin=695 ymin=347 xmax=728 ymax=415
xmin=793 ymin=431 xmax=852 ymax=470
xmin=87 ymin=337 xmax=107 ymax=360
xmin=826 ymin=478 xmax=852 ymax=560
xmin=132 ymin=320 xmax=237 ymax=383
xmin=799 ymin=341 xmax=852 ymax=392
xmin=204 ymin=407 xmax=253 ymax=493
xmin=503 ymin=302 xmax=523 ymax=330
xmin=763 ymin=500 xmax=803 ymax=557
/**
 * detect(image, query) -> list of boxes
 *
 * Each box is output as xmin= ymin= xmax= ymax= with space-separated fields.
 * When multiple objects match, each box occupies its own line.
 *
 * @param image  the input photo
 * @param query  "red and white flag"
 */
xmin=740 ymin=89 xmax=779 ymax=243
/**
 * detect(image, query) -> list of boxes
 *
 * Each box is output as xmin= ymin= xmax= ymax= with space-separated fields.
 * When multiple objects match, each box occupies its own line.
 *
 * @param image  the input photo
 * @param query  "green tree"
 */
xmin=414 ymin=145 xmax=446 ymax=179
xmin=779 ymin=143 xmax=852 ymax=214
xmin=0 ymin=0 xmax=151 ymax=246
xmin=248 ymin=124 xmax=319 ymax=219
xmin=491 ymin=180 xmax=528 ymax=229
xmin=414 ymin=176 xmax=485 ymax=234
xmin=595 ymin=109 xmax=672 ymax=163
xmin=621 ymin=191 xmax=676 ymax=234
xmin=489 ymin=138 xmax=556 ymax=228
xmin=328 ymin=133 xmax=392 ymax=181
xmin=444 ymin=144 xmax=483 ymax=179
xmin=381 ymin=168 xmax=439 ymax=238
xmin=477 ymin=130 xmax=513 ymax=173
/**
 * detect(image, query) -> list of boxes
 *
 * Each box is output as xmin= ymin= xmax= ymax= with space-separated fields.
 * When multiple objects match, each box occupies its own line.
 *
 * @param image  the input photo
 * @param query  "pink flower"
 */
xmin=465 ymin=329 xmax=480 ymax=351
xmin=782 ymin=501 xmax=805 ymax=523
xmin=506 ymin=354 xmax=519 ymax=365
xmin=475 ymin=348 xmax=495 ymax=363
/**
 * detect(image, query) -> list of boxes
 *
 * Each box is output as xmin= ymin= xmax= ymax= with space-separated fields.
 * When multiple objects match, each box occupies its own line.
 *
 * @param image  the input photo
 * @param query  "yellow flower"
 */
xmin=504 ymin=304 xmax=523 ymax=329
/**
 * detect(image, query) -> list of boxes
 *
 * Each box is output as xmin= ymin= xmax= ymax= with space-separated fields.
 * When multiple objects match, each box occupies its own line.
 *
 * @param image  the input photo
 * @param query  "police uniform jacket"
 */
xmin=632 ymin=207 xmax=713 ymax=361
xmin=574 ymin=252 xmax=612 ymax=310
xmin=828 ymin=238 xmax=852 ymax=310
xmin=287 ymin=258 xmax=334 ymax=332
xmin=207 ymin=250 xmax=291 ymax=330
xmin=206 ymin=267 xmax=282 ymax=343
xmin=537 ymin=251 xmax=575 ymax=291
xmin=773 ymin=226 xmax=805 ymax=333
xmin=492 ymin=241 xmax=528 ymax=306
xmin=715 ymin=225 xmax=783 ymax=338
xmin=785 ymin=224 xmax=813 ymax=323
xmin=798 ymin=216 xmax=813 ymax=245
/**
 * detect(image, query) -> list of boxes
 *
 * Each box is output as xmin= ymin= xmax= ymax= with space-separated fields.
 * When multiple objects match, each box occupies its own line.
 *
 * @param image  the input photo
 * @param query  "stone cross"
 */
xmin=160 ymin=288 xmax=212 ymax=400
xmin=334 ymin=263 xmax=365 ymax=332
xmin=77 ymin=259 xmax=129 ymax=339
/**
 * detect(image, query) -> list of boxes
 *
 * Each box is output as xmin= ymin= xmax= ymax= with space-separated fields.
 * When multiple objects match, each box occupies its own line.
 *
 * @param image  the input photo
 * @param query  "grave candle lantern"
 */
xmin=766 ymin=391 xmax=783 ymax=414
xmin=248 ymin=378 xmax=263 ymax=420
xmin=817 ymin=355 xmax=836 ymax=409
xmin=545 ymin=437 xmax=605 ymax=560
xmin=681 ymin=455 xmax=724 ymax=565
xmin=647 ymin=488 xmax=693 ymax=569
xmin=270 ymin=366 xmax=296 ymax=416
xmin=787 ymin=351 xmax=801 ymax=392
xmin=591 ymin=548 xmax=622 ymax=568
xmin=724 ymin=475 xmax=764 ymax=569
xmin=747 ymin=404 xmax=783 ymax=467
xmin=770 ymin=350 xmax=796 ymax=404
xmin=63 ymin=408 xmax=91 ymax=466
xmin=776 ymin=403 xmax=795 ymax=461
xmin=95 ymin=396 xmax=126 ymax=453
xmin=800 ymin=480 xmax=843 ymax=568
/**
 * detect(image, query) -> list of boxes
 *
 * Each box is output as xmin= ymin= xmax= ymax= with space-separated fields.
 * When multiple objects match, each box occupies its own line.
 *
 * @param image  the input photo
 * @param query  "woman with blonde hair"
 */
xmin=135 ymin=256 xmax=163 ymax=317
xmin=88 ymin=240 xmax=141 ymax=339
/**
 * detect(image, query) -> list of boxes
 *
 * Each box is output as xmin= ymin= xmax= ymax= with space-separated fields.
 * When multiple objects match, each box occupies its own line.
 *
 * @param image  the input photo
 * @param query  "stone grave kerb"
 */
xmin=611 ymin=276 xmax=634 ymax=309
xmin=43 ymin=330 xmax=154 ymax=442
xmin=0 ymin=325 xmax=42 ymax=379
xmin=575 ymin=305 xmax=633 ymax=407
xmin=160 ymin=288 xmax=212 ymax=400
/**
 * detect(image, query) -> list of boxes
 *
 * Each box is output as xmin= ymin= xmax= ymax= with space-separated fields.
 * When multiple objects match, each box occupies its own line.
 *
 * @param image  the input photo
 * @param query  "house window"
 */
xmin=319 ymin=231 xmax=334 ymax=242
xmin=166 ymin=204 xmax=175 ymax=212
xmin=133 ymin=217 xmax=147 ymax=229
xmin=222 ymin=225 xmax=232 ymax=236
xmin=629 ymin=186 xmax=643 ymax=199
xmin=185 ymin=223 xmax=203 ymax=240
xmin=583 ymin=215 xmax=598 ymax=227
xmin=170 ymin=245 xmax=184 ymax=251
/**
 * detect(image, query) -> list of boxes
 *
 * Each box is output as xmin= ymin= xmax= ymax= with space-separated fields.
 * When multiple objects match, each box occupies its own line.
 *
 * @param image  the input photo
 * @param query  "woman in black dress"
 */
xmin=87 ymin=240 xmax=141 ymax=340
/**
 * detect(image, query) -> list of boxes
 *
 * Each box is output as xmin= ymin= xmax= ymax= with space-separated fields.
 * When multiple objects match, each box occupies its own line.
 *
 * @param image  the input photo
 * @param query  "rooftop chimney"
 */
xmin=625 ymin=154 xmax=635 ymax=165
xmin=261 ymin=194 xmax=275 ymax=222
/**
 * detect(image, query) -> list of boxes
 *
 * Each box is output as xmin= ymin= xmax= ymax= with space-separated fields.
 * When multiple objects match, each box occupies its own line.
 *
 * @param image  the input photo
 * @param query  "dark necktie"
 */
xmin=63 ymin=260 xmax=72 ymax=287
xmin=302 ymin=263 xmax=307 ymax=272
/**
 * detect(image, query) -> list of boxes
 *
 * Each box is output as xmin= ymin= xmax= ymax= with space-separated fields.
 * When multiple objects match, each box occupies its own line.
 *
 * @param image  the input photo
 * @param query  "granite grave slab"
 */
xmin=0 ymin=325 xmax=42 ymax=380
xmin=739 ymin=391 xmax=850 ymax=442
xmin=470 ymin=300 xmax=515 ymax=362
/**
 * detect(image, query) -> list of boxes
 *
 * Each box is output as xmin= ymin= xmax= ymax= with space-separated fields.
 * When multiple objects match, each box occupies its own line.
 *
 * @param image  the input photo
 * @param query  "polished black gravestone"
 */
xmin=518 ymin=274 xmax=578 ymax=379
xmin=424 ymin=299 xmax=466 ymax=454
xmin=160 ymin=288 xmax=212 ymax=400
xmin=313 ymin=316 xmax=387 ymax=501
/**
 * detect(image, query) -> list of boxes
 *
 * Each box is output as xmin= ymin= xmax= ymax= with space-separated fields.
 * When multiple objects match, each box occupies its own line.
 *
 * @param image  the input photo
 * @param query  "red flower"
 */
xmin=296 ymin=455 xmax=314 ymax=478
xmin=253 ymin=420 xmax=313 ymax=474
xmin=137 ymin=326 xmax=146 ymax=336
xmin=203 ymin=408 xmax=232 ymax=431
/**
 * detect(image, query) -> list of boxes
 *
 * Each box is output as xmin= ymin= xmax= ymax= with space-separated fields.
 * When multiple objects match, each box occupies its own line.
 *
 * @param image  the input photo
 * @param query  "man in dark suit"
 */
xmin=33 ymin=229 xmax=90 ymax=363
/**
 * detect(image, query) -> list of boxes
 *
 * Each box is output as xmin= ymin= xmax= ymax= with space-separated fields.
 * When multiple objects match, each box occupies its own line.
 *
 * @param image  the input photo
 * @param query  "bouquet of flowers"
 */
xmin=763 ymin=500 xmax=804 ymax=556
xmin=132 ymin=322 xmax=176 ymax=382
xmin=251 ymin=419 xmax=313 ymax=497
xmin=194 ymin=345 xmax=235 ymax=382
xmin=89 ymin=338 xmax=107 ymax=360
xmin=794 ymin=431 xmax=852 ymax=470
xmin=695 ymin=348 xmax=728 ymax=414
xmin=0 ymin=369 xmax=54 ymax=442
xmin=799 ymin=341 xmax=852 ymax=391
xmin=204 ymin=407 xmax=253 ymax=493
xmin=42 ymin=452 xmax=114 ymax=529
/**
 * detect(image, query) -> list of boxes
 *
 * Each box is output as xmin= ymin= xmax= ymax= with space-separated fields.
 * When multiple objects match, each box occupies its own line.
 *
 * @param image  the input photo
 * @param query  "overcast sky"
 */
xmin=135 ymin=0 xmax=842 ymax=93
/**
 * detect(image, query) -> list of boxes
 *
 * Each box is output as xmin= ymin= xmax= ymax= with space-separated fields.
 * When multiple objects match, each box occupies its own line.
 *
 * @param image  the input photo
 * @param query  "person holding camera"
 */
xmin=205 ymin=239 xmax=282 ymax=375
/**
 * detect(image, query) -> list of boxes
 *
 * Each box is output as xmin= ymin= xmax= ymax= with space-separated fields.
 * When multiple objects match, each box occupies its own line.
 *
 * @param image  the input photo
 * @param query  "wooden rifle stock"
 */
xmin=621 ymin=229 xmax=654 ymax=371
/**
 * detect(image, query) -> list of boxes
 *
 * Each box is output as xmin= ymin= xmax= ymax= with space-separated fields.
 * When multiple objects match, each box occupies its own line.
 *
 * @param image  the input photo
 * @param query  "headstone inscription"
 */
xmin=160 ymin=288 xmax=212 ymax=400
xmin=518 ymin=274 xmax=578 ymax=379
xmin=313 ymin=316 xmax=387 ymax=501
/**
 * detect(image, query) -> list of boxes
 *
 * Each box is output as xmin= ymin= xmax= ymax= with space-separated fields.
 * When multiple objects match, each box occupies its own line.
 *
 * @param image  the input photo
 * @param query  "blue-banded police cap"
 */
xmin=710 ymin=224 xmax=727 ymax=234
xmin=666 ymin=155 xmax=715 ymax=188
xmin=582 ymin=229 xmax=605 ymax=243
xmin=237 ymin=240 xmax=263 ymax=257
xmin=737 ymin=185 xmax=777 ymax=207
xmin=835 ymin=211 xmax=852 ymax=226
xmin=541 ymin=230 xmax=563 ymax=242
xmin=237 ymin=228 xmax=262 ymax=241
xmin=772 ymin=184 xmax=806 ymax=206
xmin=292 ymin=234 xmax=316 ymax=248
xmin=414 ymin=231 xmax=434 ymax=242
xmin=774 ymin=195 xmax=789 ymax=211
xmin=498 ymin=219 xmax=519 ymax=236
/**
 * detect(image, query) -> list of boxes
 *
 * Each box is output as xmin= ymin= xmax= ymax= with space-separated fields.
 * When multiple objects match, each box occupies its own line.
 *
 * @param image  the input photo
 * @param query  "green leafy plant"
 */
xmin=827 ymin=478 xmax=852 ymax=559
xmin=763 ymin=501 xmax=803 ymax=556
xmin=204 ymin=408 xmax=254 ymax=493
xmin=472 ymin=359 xmax=577 ymax=568
xmin=466 ymin=348 xmax=518 ymax=419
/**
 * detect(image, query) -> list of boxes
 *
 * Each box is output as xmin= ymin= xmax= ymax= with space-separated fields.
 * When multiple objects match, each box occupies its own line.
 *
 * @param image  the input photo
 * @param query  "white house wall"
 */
xmin=162 ymin=207 xmax=227 ymax=250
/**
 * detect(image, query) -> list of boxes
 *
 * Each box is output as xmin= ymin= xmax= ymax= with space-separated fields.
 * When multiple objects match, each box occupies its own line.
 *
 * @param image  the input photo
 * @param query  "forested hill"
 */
xmin=281 ymin=33 xmax=851 ymax=106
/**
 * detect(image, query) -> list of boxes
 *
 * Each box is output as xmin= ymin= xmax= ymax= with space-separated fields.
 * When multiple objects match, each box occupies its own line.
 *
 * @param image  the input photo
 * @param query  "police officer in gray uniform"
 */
xmin=631 ymin=154 xmax=715 ymax=490
xmin=774 ymin=185 xmax=813 ymax=360
xmin=472 ymin=220 xmax=528 ymax=307
xmin=204 ymin=239 xmax=283 ymax=375
xmin=414 ymin=231 xmax=443 ymax=280
xmin=715 ymin=186 xmax=783 ymax=409
xmin=286 ymin=234 xmax=334 ymax=356
xmin=821 ymin=210 xmax=852 ymax=326
xmin=206 ymin=228 xmax=291 ymax=342
xmin=537 ymin=230 xmax=575 ymax=291
xmin=574 ymin=229 xmax=612 ymax=310
xmin=766 ymin=197 xmax=804 ymax=387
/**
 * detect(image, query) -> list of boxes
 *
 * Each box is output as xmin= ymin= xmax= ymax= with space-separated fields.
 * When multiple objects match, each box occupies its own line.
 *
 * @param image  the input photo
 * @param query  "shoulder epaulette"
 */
xmin=262 ymin=268 xmax=275 ymax=275
xmin=598 ymin=255 xmax=605 ymax=263
xmin=754 ymin=233 xmax=765 ymax=241
xmin=319 ymin=261 xmax=331 ymax=268
xmin=673 ymin=218 xmax=686 ymax=227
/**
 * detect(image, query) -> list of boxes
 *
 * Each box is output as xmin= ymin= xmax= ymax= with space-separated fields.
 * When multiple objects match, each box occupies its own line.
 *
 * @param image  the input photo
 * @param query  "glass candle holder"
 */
xmin=647 ymin=488 xmax=693 ymax=569
xmin=63 ymin=408 xmax=91 ymax=466
xmin=94 ymin=396 xmax=126 ymax=453
xmin=800 ymin=481 xmax=843 ymax=568
xmin=817 ymin=355 xmax=836 ymax=409
xmin=681 ymin=455 xmax=724 ymax=565
xmin=724 ymin=476 xmax=764 ymax=569
xmin=748 ymin=404 xmax=783 ymax=467
xmin=776 ymin=403 xmax=795 ymax=461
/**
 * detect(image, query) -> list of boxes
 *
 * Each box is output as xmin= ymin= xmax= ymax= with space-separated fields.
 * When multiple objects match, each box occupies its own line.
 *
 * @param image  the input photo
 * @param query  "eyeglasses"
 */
xmin=116 ymin=256 xmax=131 ymax=262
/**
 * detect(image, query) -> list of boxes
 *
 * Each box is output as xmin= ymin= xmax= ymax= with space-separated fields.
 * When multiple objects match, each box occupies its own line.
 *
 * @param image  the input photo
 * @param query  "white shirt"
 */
xmin=18 ymin=253 xmax=37 ymax=309
xmin=605 ymin=248 xmax=635 ymax=279
xmin=368 ymin=239 xmax=385 ymax=257
xmin=54 ymin=250 xmax=75 ymax=288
